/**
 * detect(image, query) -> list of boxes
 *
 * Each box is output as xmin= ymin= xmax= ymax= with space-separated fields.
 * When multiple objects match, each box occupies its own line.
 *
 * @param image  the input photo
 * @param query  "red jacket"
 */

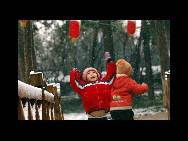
xmin=70 ymin=61 xmax=116 ymax=113
xmin=110 ymin=76 xmax=149 ymax=110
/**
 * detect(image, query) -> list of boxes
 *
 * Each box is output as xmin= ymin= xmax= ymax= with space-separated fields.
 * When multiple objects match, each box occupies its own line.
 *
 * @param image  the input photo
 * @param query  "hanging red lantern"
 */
xmin=19 ymin=20 xmax=29 ymax=28
xmin=127 ymin=20 xmax=136 ymax=36
xmin=69 ymin=20 xmax=80 ymax=40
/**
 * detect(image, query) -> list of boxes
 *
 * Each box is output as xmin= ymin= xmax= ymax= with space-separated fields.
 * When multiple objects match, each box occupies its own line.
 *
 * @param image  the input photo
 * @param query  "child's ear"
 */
xmin=128 ymin=71 xmax=133 ymax=77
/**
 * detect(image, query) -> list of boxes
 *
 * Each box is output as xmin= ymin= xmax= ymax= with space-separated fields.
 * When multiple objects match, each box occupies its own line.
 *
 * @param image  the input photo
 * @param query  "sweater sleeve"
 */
xmin=70 ymin=68 xmax=85 ymax=94
xmin=129 ymin=79 xmax=149 ymax=95
xmin=101 ymin=59 xmax=116 ymax=85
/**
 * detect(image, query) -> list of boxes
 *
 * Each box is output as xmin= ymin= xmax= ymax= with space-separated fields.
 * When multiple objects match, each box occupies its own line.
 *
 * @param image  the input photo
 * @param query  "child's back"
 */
xmin=110 ymin=75 xmax=148 ymax=109
xmin=110 ymin=59 xmax=148 ymax=120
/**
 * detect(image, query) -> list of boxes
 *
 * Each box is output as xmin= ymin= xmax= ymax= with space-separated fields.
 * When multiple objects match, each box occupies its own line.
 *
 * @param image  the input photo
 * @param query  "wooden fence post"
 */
xmin=53 ymin=85 xmax=62 ymax=120
xmin=28 ymin=99 xmax=33 ymax=120
xmin=42 ymin=80 xmax=48 ymax=120
xmin=47 ymin=84 xmax=62 ymax=120
xmin=53 ymin=86 xmax=59 ymax=120
xmin=35 ymin=100 xmax=40 ymax=120
xmin=36 ymin=100 xmax=42 ymax=120
xmin=29 ymin=72 xmax=45 ymax=120
xmin=42 ymin=86 xmax=46 ymax=120
xmin=51 ymin=103 xmax=54 ymax=120
xmin=46 ymin=102 xmax=50 ymax=120
xmin=18 ymin=96 xmax=25 ymax=120
xmin=47 ymin=84 xmax=55 ymax=120
xmin=59 ymin=95 xmax=64 ymax=120
xmin=29 ymin=72 xmax=43 ymax=87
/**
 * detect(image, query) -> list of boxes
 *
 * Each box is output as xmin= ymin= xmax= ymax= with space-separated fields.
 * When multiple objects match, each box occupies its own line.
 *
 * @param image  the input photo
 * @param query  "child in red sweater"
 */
xmin=110 ymin=59 xmax=149 ymax=120
xmin=70 ymin=53 xmax=116 ymax=120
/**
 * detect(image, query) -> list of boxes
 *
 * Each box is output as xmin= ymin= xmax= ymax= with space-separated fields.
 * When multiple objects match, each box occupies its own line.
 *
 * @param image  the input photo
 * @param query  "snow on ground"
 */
xmin=136 ymin=112 xmax=168 ymax=120
xmin=63 ymin=112 xmax=112 ymax=120
xmin=63 ymin=113 xmax=88 ymax=120
xmin=63 ymin=106 xmax=165 ymax=120
xmin=133 ymin=106 xmax=166 ymax=117
xmin=22 ymin=105 xmax=166 ymax=120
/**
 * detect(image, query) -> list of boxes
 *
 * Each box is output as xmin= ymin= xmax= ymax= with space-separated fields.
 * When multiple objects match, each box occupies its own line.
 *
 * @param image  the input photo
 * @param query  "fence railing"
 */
xmin=18 ymin=72 xmax=64 ymax=120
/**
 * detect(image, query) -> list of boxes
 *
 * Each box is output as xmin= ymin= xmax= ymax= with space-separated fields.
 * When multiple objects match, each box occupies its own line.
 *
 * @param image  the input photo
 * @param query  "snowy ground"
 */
xmin=63 ymin=113 xmax=88 ymax=120
xmin=63 ymin=106 xmax=167 ymax=120
xmin=22 ymin=103 xmax=167 ymax=120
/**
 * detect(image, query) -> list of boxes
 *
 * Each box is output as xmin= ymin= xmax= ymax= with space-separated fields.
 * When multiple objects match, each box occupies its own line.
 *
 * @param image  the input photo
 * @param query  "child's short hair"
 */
xmin=116 ymin=59 xmax=132 ymax=76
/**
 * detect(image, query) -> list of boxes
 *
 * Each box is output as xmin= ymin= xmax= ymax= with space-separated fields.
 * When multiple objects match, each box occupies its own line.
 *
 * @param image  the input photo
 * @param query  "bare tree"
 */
xmin=18 ymin=23 xmax=25 ymax=82
xmin=100 ymin=20 xmax=115 ymax=60
xmin=153 ymin=20 xmax=170 ymax=78
xmin=18 ymin=20 xmax=36 ymax=83
xmin=142 ymin=20 xmax=154 ymax=99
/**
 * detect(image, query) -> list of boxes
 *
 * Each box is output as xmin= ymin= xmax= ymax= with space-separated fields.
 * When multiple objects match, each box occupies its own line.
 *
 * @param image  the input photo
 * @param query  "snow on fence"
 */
xmin=18 ymin=80 xmax=54 ymax=103
xmin=163 ymin=70 xmax=170 ymax=120
xmin=18 ymin=71 xmax=64 ymax=120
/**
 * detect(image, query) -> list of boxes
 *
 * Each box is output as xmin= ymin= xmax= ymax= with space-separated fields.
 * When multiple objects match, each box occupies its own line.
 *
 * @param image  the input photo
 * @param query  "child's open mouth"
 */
xmin=91 ymin=76 xmax=95 ymax=79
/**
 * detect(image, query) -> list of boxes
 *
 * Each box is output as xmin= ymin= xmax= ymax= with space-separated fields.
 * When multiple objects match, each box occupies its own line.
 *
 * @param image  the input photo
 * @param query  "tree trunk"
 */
xmin=18 ymin=24 xmax=25 ymax=82
xmin=154 ymin=20 xmax=170 ymax=78
xmin=153 ymin=20 xmax=170 ymax=110
xmin=100 ymin=20 xmax=115 ymax=60
xmin=31 ymin=21 xmax=37 ymax=71
xmin=23 ymin=21 xmax=33 ymax=83
xmin=89 ymin=27 xmax=98 ymax=67
xmin=133 ymin=36 xmax=142 ymax=82
xmin=122 ymin=33 xmax=128 ymax=59
xmin=129 ymin=36 xmax=136 ymax=67
xmin=142 ymin=20 xmax=154 ymax=99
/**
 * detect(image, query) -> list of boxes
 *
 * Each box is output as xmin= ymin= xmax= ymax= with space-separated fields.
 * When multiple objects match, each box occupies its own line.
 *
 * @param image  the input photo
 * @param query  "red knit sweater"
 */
xmin=70 ymin=62 xmax=116 ymax=113
xmin=110 ymin=76 xmax=149 ymax=110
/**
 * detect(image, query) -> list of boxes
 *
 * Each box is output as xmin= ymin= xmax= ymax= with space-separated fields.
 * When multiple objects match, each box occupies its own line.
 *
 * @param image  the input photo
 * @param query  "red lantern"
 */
xmin=69 ymin=20 xmax=80 ymax=40
xmin=19 ymin=20 xmax=29 ymax=28
xmin=127 ymin=20 xmax=136 ymax=36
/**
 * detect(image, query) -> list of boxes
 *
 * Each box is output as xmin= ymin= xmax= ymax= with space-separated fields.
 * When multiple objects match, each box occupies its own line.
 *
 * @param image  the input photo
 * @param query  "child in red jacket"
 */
xmin=70 ymin=53 xmax=116 ymax=120
xmin=110 ymin=59 xmax=149 ymax=120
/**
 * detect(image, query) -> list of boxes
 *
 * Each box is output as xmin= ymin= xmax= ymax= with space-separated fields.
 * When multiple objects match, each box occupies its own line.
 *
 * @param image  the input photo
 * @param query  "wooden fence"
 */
xmin=18 ymin=72 xmax=64 ymax=120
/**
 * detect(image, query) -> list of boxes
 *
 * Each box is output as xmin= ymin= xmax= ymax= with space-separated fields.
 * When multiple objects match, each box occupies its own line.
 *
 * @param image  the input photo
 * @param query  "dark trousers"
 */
xmin=110 ymin=109 xmax=134 ymax=120
xmin=88 ymin=117 xmax=108 ymax=120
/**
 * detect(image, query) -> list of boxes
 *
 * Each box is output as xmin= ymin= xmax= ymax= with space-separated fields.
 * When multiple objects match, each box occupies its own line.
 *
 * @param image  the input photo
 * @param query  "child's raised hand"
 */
xmin=104 ymin=52 xmax=114 ymax=63
xmin=72 ymin=68 xmax=78 ymax=71
xmin=142 ymin=83 xmax=149 ymax=90
xmin=72 ymin=68 xmax=80 ymax=74
xmin=104 ymin=52 xmax=111 ymax=61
